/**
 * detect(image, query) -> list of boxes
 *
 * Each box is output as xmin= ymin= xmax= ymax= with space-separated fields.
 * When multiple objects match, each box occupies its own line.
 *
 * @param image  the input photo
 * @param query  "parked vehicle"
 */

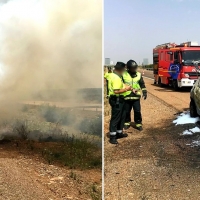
xmin=190 ymin=61 xmax=200 ymax=117
xmin=153 ymin=41 xmax=200 ymax=90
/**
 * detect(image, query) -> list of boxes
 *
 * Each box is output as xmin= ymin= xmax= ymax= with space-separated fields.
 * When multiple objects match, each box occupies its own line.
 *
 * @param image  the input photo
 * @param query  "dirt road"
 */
xmin=138 ymin=69 xmax=154 ymax=79
xmin=141 ymin=77 xmax=190 ymax=111
xmin=104 ymin=78 xmax=200 ymax=200
xmin=0 ymin=141 xmax=101 ymax=200
xmin=139 ymin=69 xmax=191 ymax=111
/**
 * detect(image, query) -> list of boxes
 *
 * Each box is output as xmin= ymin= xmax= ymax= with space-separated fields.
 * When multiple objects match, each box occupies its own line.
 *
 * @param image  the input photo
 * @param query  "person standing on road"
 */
xmin=123 ymin=60 xmax=147 ymax=131
xmin=104 ymin=66 xmax=113 ymax=81
xmin=104 ymin=66 xmax=113 ymax=98
xmin=108 ymin=62 xmax=131 ymax=144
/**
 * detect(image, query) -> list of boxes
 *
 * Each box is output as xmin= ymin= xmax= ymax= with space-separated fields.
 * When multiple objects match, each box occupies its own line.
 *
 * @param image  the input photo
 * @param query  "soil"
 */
xmin=104 ymin=77 xmax=200 ymax=200
xmin=0 ymin=140 xmax=101 ymax=200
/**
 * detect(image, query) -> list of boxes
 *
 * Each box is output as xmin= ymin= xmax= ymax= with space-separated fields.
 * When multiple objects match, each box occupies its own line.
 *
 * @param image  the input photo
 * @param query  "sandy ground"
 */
xmin=0 ymin=141 xmax=101 ymax=200
xmin=104 ymin=78 xmax=200 ymax=200
xmin=141 ymin=77 xmax=190 ymax=111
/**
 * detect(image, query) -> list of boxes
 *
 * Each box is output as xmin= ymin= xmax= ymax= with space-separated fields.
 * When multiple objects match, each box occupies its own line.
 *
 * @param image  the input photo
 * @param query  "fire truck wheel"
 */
xmin=190 ymin=99 xmax=198 ymax=118
xmin=172 ymin=80 xmax=179 ymax=91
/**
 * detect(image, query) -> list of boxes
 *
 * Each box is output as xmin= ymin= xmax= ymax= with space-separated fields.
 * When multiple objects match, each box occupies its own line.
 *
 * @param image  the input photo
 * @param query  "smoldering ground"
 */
xmin=0 ymin=0 xmax=102 ymax=140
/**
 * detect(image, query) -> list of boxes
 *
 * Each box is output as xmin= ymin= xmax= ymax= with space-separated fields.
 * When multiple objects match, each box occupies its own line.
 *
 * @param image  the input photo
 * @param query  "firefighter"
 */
xmin=108 ymin=62 xmax=132 ymax=144
xmin=123 ymin=60 xmax=147 ymax=131
xmin=104 ymin=66 xmax=113 ymax=98
xmin=104 ymin=66 xmax=113 ymax=81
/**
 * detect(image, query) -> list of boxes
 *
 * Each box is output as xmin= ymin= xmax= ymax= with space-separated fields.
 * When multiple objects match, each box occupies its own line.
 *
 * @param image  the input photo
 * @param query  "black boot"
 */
xmin=109 ymin=135 xmax=118 ymax=144
xmin=124 ymin=124 xmax=130 ymax=130
xmin=136 ymin=126 xmax=143 ymax=131
xmin=116 ymin=132 xmax=128 ymax=139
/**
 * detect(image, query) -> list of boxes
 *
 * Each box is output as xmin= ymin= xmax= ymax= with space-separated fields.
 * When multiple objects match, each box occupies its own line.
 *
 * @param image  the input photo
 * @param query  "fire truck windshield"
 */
xmin=182 ymin=50 xmax=200 ymax=65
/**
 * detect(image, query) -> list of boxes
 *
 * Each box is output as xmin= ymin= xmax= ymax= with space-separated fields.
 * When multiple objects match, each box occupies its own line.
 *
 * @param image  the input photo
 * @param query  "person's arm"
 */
xmin=113 ymin=83 xmax=131 ymax=94
xmin=114 ymin=87 xmax=129 ymax=94
xmin=112 ymin=76 xmax=132 ymax=94
xmin=138 ymin=76 xmax=146 ymax=89
xmin=139 ymin=76 xmax=147 ymax=99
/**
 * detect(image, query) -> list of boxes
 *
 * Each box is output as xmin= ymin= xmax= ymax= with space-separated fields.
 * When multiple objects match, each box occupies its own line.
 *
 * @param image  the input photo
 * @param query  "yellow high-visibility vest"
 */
xmin=104 ymin=72 xmax=113 ymax=81
xmin=123 ymin=71 xmax=141 ymax=99
xmin=108 ymin=73 xmax=126 ymax=96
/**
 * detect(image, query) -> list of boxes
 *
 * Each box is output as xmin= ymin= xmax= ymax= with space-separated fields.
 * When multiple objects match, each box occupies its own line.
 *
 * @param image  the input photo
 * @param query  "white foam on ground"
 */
xmin=182 ymin=127 xmax=200 ymax=135
xmin=190 ymin=127 xmax=200 ymax=133
xmin=173 ymin=111 xmax=200 ymax=147
xmin=182 ymin=130 xmax=193 ymax=135
xmin=190 ymin=140 xmax=200 ymax=147
xmin=173 ymin=112 xmax=199 ymax=125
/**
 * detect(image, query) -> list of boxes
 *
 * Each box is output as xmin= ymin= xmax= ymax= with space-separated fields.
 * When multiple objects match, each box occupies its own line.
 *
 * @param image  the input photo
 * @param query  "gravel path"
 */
xmin=104 ymin=84 xmax=200 ymax=200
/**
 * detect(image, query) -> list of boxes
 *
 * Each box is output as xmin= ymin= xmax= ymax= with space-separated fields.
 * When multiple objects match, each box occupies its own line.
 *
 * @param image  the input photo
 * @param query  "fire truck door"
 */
xmin=169 ymin=51 xmax=181 ymax=79
xmin=160 ymin=51 xmax=164 ymax=68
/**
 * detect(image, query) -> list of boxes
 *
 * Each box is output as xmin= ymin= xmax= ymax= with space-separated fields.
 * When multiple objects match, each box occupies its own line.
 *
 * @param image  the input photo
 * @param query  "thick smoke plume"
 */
xmin=0 ymin=0 xmax=102 ymax=118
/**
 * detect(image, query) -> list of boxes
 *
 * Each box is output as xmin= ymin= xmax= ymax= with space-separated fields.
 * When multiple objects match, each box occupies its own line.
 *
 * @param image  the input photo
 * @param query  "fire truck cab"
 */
xmin=153 ymin=41 xmax=200 ymax=90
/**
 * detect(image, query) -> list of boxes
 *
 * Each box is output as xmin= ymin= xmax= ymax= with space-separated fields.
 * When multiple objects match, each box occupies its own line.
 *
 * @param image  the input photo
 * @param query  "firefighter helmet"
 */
xmin=127 ymin=60 xmax=138 ymax=70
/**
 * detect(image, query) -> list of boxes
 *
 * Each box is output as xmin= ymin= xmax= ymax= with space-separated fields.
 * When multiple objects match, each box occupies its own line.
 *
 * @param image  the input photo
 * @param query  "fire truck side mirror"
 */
xmin=167 ymin=51 xmax=173 ymax=55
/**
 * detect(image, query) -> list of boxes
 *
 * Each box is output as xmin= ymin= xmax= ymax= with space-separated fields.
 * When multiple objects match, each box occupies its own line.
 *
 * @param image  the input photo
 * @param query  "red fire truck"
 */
xmin=153 ymin=41 xmax=200 ymax=90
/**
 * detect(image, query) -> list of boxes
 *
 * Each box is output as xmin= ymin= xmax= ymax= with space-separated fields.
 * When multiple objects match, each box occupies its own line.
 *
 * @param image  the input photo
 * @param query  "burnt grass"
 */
xmin=35 ymin=108 xmax=101 ymax=169
xmin=1 ymin=138 xmax=102 ymax=170
xmin=26 ymin=104 xmax=102 ymax=137
xmin=3 ymin=103 xmax=103 ymax=170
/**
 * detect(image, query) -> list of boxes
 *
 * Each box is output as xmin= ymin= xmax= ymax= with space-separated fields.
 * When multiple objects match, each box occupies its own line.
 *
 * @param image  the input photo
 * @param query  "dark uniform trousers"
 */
xmin=106 ymin=80 xmax=109 ymax=96
xmin=125 ymin=99 xmax=142 ymax=125
xmin=109 ymin=96 xmax=126 ymax=132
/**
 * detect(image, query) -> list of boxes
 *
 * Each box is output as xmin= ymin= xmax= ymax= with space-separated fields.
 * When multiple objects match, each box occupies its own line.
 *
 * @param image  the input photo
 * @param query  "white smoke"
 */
xmin=0 ymin=0 xmax=102 ymax=117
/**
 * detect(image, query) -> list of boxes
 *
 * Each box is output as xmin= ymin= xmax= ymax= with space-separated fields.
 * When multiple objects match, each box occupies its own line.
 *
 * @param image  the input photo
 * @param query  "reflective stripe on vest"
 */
xmin=124 ymin=96 xmax=140 ymax=100
xmin=123 ymin=71 xmax=141 ymax=96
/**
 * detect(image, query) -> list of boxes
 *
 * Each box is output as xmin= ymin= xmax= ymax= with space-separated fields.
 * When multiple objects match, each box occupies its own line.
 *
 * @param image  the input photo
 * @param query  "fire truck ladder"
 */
xmin=155 ymin=43 xmax=175 ymax=49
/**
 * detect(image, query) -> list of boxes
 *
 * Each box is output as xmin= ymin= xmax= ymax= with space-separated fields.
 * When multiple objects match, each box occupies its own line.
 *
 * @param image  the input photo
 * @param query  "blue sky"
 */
xmin=104 ymin=0 xmax=200 ymax=65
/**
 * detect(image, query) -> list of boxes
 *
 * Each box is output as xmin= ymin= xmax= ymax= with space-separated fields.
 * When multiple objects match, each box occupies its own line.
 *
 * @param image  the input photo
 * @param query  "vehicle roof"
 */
xmin=153 ymin=47 xmax=200 ymax=52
